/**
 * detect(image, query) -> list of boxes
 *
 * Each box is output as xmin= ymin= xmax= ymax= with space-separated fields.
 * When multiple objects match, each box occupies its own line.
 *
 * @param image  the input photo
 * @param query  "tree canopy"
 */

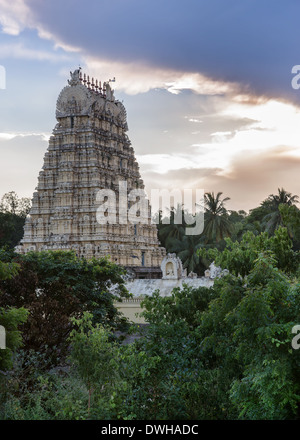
xmin=0 ymin=249 xmax=130 ymax=362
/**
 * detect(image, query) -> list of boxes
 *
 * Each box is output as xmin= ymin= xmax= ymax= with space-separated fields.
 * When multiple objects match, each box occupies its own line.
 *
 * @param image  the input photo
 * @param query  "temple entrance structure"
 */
xmin=16 ymin=69 xmax=166 ymax=273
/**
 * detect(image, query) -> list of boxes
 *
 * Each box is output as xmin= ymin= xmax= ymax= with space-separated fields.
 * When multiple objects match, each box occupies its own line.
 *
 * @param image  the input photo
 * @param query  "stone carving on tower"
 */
xmin=161 ymin=253 xmax=183 ymax=280
xmin=16 ymin=69 xmax=166 ymax=271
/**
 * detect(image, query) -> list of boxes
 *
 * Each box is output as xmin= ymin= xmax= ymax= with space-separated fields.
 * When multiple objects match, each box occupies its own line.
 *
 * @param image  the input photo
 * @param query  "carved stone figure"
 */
xmin=206 ymin=262 xmax=228 ymax=279
xmin=68 ymin=69 xmax=81 ymax=86
xmin=161 ymin=253 xmax=183 ymax=280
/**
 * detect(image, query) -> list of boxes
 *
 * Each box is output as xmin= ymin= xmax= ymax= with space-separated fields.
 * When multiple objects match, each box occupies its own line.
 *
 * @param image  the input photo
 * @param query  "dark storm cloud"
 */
xmin=26 ymin=0 xmax=300 ymax=102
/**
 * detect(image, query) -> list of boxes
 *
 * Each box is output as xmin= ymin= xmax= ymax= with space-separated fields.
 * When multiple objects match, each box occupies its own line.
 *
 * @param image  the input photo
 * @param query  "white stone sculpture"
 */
xmin=161 ymin=253 xmax=183 ymax=280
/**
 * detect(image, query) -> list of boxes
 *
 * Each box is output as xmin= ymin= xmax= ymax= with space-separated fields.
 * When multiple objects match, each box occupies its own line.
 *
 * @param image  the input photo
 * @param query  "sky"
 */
xmin=0 ymin=0 xmax=300 ymax=212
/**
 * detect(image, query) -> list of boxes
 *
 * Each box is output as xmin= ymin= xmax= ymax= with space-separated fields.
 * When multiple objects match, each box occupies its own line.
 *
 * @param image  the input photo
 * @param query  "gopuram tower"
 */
xmin=16 ymin=69 xmax=165 ymax=276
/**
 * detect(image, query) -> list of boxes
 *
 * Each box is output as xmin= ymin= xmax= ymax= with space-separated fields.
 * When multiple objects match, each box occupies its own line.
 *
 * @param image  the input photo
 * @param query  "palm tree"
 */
xmin=169 ymin=235 xmax=202 ymax=275
xmin=203 ymin=192 xmax=232 ymax=243
xmin=262 ymin=188 xmax=299 ymax=235
xmin=157 ymin=205 xmax=185 ymax=250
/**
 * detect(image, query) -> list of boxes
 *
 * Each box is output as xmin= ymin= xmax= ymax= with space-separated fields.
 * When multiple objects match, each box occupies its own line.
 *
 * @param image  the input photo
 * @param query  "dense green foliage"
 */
xmin=197 ymin=230 xmax=300 ymax=419
xmin=0 ymin=212 xmax=26 ymax=249
xmin=0 ymin=187 xmax=299 ymax=420
xmin=0 ymin=260 xmax=28 ymax=371
xmin=157 ymin=188 xmax=300 ymax=274
xmin=0 ymin=192 xmax=31 ymax=249
xmin=0 ymin=226 xmax=299 ymax=420
xmin=0 ymin=249 xmax=130 ymax=364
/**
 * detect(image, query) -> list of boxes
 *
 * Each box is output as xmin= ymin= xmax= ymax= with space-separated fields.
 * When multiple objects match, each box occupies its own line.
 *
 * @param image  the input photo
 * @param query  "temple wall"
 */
xmin=114 ymin=257 xmax=225 ymax=324
xmin=125 ymin=276 xmax=214 ymax=297
xmin=114 ymin=277 xmax=214 ymax=323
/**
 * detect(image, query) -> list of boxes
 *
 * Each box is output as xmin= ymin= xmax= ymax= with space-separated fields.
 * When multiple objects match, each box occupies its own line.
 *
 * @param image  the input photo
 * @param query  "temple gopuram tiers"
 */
xmin=16 ymin=69 xmax=166 ymax=273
